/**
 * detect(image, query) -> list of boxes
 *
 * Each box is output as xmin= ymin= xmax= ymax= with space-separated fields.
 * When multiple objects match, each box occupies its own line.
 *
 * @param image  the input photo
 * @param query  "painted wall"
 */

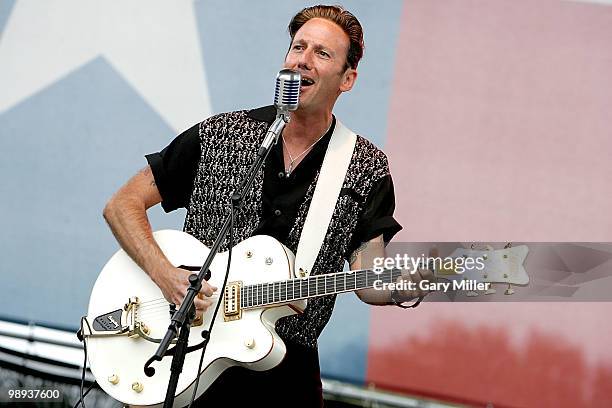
xmin=1 ymin=1 xmax=611 ymax=406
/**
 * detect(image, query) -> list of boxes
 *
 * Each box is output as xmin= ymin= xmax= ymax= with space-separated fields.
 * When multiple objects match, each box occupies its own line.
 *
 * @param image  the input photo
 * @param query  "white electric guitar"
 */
xmin=83 ymin=231 xmax=529 ymax=406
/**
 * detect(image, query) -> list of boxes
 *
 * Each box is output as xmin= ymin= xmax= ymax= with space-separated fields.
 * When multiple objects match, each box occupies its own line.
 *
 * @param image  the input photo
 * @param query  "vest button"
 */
xmin=274 ymin=209 xmax=282 ymax=216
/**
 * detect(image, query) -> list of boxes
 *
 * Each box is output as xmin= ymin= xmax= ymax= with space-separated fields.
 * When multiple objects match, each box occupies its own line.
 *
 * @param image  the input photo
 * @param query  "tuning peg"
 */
xmin=504 ymin=284 xmax=515 ymax=295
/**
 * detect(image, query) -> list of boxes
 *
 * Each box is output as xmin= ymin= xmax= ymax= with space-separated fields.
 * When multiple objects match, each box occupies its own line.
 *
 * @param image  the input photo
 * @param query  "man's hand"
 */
xmin=393 ymin=267 xmax=436 ymax=303
xmin=152 ymin=265 xmax=218 ymax=321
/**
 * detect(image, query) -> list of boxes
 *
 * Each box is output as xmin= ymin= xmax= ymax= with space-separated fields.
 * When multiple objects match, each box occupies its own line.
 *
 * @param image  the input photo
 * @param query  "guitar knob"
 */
xmin=108 ymin=374 xmax=119 ymax=385
xmin=132 ymin=382 xmax=144 ymax=393
xmin=244 ymin=337 xmax=255 ymax=349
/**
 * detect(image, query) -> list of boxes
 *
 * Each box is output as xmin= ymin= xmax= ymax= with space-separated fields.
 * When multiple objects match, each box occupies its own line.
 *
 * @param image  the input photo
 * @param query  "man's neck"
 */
xmin=283 ymin=109 xmax=333 ymax=148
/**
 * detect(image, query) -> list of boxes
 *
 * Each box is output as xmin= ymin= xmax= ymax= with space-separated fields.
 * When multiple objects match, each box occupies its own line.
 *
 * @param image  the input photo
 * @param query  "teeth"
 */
xmin=301 ymin=78 xmax=314 ymax=85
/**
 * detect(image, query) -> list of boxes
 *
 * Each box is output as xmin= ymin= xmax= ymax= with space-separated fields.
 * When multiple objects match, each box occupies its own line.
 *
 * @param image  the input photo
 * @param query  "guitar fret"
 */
xmin=275 ymin=282 xmax=279 ymax=303
xmin=326 ymin=275 xmax=334 ymax=294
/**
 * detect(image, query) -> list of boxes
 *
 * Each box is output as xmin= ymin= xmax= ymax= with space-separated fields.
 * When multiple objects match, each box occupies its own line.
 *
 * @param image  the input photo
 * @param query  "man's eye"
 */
xmin=319 ymin=51 xmax=330 ymax=58
xmin=292 ymin=45 xmax=303 ymax=50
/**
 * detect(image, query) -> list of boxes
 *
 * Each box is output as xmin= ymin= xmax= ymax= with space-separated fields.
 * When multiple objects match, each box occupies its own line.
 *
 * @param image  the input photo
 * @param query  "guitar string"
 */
xmin=137 ymin=295 xmax=222 ymax=314
xmin=137 ymin=270 xmax=401 ymax=311
xmin=137 ymin=295 xmax=221 ymax=310
xmin=135 ymin=272 xmax=400 ymax=316
xmin=136 ymin=266 xmax=426 ymax=308
xmin=136 ymin=268 xmax=396 ymax=303
xmin=136 ymin=275 xmax=385 ymax=312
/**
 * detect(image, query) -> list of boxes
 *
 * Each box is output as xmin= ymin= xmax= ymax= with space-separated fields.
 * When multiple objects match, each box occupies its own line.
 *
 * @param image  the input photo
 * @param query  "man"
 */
xmin=103 ymin=5 xmax=431 ymax=407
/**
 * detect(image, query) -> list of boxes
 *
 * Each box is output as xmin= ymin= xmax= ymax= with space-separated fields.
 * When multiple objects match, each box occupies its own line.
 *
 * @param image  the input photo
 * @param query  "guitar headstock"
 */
xmin=433 ymin=245 xmax=529 ymax=296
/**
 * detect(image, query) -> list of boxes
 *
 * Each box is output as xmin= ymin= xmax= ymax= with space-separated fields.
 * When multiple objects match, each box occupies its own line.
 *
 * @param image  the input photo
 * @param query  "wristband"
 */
xmin=391 ymin=289 xmax=424 ymax=309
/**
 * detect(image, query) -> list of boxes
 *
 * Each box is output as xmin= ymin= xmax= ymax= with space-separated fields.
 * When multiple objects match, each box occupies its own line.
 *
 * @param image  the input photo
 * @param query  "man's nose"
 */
xmin=296 ymin=49 xmax=313 ymax=70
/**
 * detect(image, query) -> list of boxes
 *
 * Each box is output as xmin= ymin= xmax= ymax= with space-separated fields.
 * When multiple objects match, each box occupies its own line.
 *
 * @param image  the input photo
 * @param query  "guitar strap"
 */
xmin=294 ymin=119 xmax=357 ymax=278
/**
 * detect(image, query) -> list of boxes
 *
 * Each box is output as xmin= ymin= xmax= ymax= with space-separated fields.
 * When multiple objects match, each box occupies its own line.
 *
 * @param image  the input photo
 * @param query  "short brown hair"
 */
xmin=288 ymin=5 xmax=364 ymax=70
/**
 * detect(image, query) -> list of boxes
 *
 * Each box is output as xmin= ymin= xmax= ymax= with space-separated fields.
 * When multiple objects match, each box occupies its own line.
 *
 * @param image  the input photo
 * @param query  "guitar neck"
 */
xmin=240 ymin=268 xmax=402 ymax=309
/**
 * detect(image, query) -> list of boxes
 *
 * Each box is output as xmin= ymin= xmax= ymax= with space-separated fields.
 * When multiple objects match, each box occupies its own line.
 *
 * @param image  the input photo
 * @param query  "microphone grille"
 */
xmin=274 ymin=69 xmax=301 ymax=111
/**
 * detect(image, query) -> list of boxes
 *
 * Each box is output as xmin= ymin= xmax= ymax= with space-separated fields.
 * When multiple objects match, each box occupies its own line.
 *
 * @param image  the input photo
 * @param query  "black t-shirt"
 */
xmin=145 ymin=114 xmax=402 ymax=258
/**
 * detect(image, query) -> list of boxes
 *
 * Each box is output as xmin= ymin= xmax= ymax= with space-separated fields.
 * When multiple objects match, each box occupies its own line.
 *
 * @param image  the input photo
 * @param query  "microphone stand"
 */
xmin=144 ymin=110 xmax=292 ymax=408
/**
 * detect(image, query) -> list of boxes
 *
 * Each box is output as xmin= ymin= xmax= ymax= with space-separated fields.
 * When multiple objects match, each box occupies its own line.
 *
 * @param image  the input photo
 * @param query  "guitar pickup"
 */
xmin=223 ymin=281 xmax=242 ymax=322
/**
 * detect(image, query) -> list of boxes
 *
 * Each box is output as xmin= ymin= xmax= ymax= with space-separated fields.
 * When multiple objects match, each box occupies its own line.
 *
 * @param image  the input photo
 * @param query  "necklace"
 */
xmin=282 ymin=121 xmax=332 ymax=176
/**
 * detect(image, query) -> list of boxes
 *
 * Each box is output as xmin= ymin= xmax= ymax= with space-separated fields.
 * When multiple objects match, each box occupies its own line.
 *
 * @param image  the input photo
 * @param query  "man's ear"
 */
xmin=340 ymin=68 xmax=358 ymax=93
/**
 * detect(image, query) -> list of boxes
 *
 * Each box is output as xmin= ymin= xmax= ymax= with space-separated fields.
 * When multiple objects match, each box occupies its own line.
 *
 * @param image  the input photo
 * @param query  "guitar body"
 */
xmin=86 ymin=230 xmax=306 ymax=407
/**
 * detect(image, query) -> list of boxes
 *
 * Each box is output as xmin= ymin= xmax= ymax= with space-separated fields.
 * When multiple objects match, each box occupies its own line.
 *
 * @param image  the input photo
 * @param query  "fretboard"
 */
xmin=239 ymin=268 xmax=401 ymax=309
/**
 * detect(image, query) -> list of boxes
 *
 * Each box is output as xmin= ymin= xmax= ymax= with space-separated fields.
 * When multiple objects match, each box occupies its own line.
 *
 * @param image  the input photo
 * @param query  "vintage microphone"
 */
xmin=259 ymin=69 xmax=301 ymax=154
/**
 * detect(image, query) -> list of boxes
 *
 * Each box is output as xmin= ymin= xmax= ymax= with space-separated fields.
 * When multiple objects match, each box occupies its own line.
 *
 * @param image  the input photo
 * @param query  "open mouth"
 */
xmin=300 ymin=77 xmax=315 ymax=87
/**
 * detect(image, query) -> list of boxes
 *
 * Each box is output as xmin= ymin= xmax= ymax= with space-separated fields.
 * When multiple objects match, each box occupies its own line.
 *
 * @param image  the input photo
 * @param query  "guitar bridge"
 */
xmin=223 ymin=281 xmax=242 ymax=322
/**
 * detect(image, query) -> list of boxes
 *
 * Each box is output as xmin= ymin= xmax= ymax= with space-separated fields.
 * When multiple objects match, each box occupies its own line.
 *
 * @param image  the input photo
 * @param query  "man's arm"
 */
xmin=102 ymin=165 xmax=216 ymax=317
xmin=351 ymin=235 xmax=431 ymax=306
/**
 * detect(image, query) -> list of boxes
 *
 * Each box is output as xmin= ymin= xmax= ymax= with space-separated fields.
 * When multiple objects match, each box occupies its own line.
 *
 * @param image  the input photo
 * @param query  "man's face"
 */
xmin=284 ymin=18 xmax=357 ymax=113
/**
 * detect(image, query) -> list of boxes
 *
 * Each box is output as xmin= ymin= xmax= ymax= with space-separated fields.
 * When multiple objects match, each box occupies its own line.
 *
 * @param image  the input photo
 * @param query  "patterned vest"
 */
xmin=184 ymin=106 xmax=391 ymax=348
